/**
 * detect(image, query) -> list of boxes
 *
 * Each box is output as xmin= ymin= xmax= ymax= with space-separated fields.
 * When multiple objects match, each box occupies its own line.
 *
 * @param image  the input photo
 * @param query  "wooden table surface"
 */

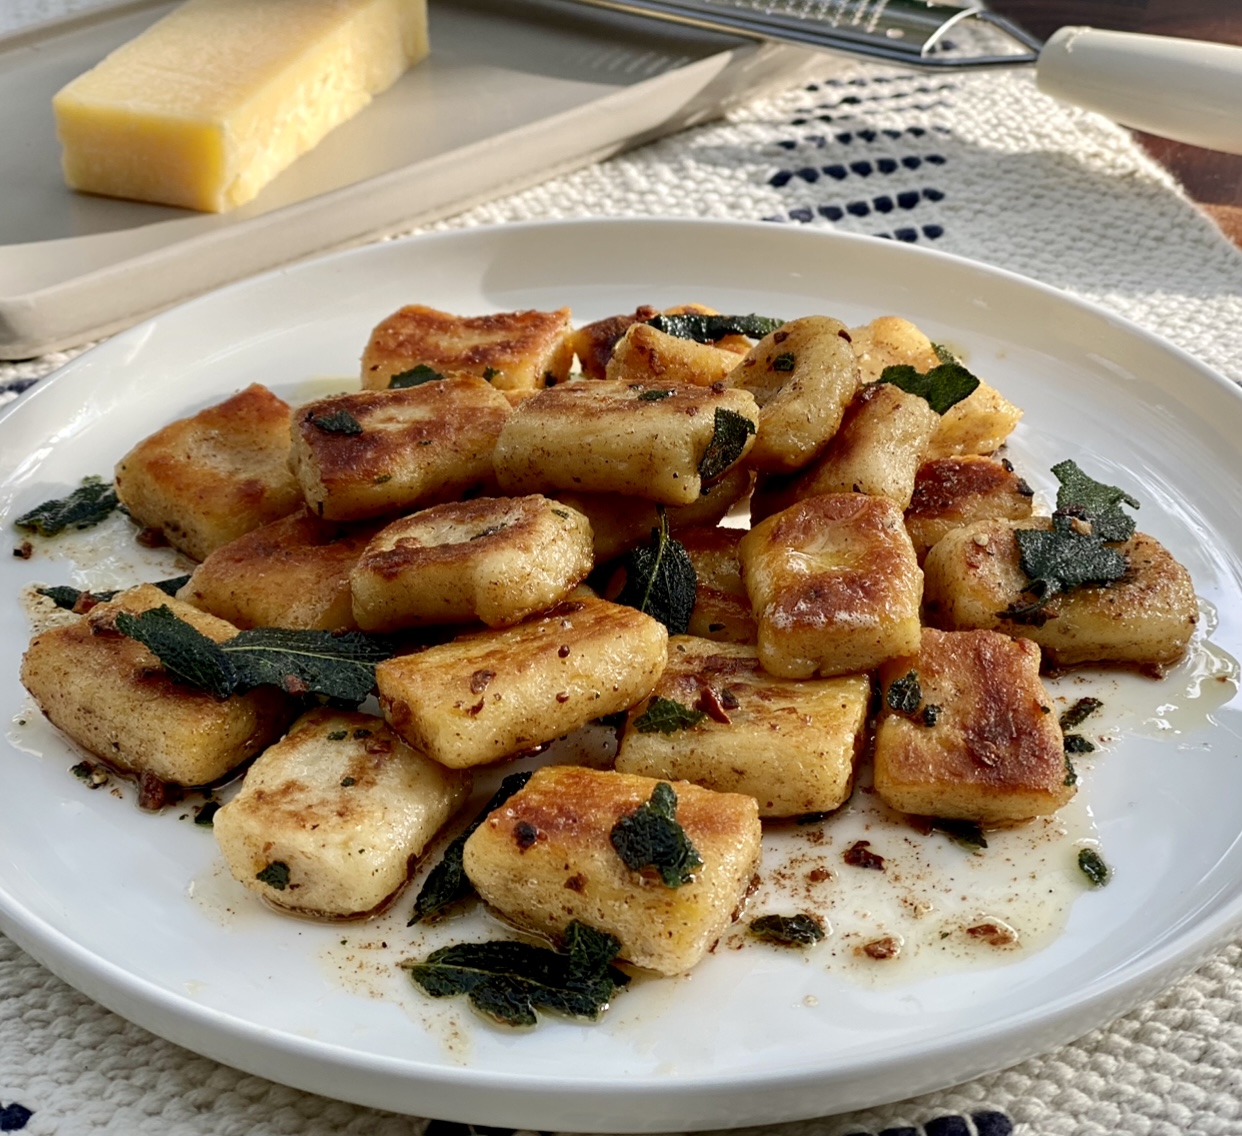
xmin=989 ymin=0 xmax=1242 ymax=245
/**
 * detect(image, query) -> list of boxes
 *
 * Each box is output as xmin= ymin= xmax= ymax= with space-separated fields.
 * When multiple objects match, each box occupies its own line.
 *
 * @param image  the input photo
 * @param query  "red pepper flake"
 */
xmin=13 ymin=541 xmax=32 ymax=560
xmin=555 ymin=691 xmax=571 ymax=704
xmin=859 ymin=935 xmax=900 ymax=960
xmin=843 ymin=840 xmax=885 ymax=871
xmin=557 ymin=645 xmax=571 ymax=658
xmin=694 ymin=686 xmax=732 ymax=724
xmin=966 ymin=921 xmax=1018 ymax=948
xmin=564 ymin=873 xmax=587 ymax=892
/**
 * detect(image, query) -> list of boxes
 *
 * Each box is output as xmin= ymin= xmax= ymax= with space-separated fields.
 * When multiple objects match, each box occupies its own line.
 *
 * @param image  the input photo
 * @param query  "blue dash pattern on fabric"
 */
xmin=0 ymin=1103 xmax=34 ymax=1132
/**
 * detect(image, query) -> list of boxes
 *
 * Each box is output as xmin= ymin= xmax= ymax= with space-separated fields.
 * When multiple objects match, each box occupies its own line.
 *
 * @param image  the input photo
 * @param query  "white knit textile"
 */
xmin=4 ymin=39 xmax=1242 ymax=1136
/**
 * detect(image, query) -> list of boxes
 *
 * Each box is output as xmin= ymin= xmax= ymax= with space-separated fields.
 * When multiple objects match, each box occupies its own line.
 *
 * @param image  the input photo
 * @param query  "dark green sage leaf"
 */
xmin=886 ymin=671 xmax=922 ymax=716
xmin=194 ymin=801 xmax=221 ymax=826
xmin=632 ymin=696 xmax=707 ymax=735
xmin=389 ymin=364 xmax=446 ymax=388
xmin=697 ymin=407 xmax=756 ymax=483
xmin=644 ymin=313 xmax=784 ymax=343
xmin=311 ymin=409 xmax=363 ymax=434
xmin=115 ymin=607 xmax=396 ymax=704
xmin=1078 ymin=847 xmax=1110 ymax=887
xmin=115 ymin=606 xmax=239 ymax=699
xmin=749 ymin=913 xmax=826 ymax=946
xmin=15 ymin=477 xmax=119 ymax=537
xmin=1060 ymin=697 xmax=1103 ymax=730
xmin=1064 ymin=733 xmax=1096 ymax=755
xmin=35 ymin=585 xmax=91 ymax=610
xmin=772 ymin=351 xmax=796 ymax=372
xmin=635 ymin=695 xmax=705 ymax=734
xmin=1052 ymin=459 xmax=1139 ymax=543
xmin=256 ymin=861 xmax=291 ymax=890
xmin=637 ymin=389 xmax=673 ymax=401
xmin=404 ymin=921 xmax=628 ymax=1027
xmin=37 ymin=573 xmax=190 ymax=611
xmin=224 ymin=627 xmax=395 ymax=704
xmin=1007 ymin=512 xmax=1129 ymax=620
xmin=615 ymin=510 xmax=697 ymax=635
xmin=630 ymin=695 xmax=710 ymax=734
xmin=408 ymin=771 xmax=533 ymax=924
xmin=610 ymin=781 xmax=702 ymax=888
xmin=877 ymin=361 xmax=980 ymax=415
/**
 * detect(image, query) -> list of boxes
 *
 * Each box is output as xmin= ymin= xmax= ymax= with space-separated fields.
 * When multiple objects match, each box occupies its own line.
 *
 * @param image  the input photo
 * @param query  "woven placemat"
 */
xmin=4 ymin=40 xmax=1242 ymax=1136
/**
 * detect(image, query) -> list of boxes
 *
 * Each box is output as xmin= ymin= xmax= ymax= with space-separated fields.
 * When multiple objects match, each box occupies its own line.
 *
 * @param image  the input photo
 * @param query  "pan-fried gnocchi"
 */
xmin=14 ymin=293 xmax=1205 ymax=1030
xmin=616 ymin=637 xmax=869 ymax=817
xmin=350 ymin=495 xmax=593 ymax=631
xmin=492 ymin=379 xmax=760 ymax=506
xmin=214 ymin=708 xmax=472 ymax=918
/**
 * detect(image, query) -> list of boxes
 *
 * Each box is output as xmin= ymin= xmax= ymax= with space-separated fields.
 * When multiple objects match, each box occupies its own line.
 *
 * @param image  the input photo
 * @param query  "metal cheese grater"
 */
xmin=564 ymin=0 xmax=1042 ymax=68
xmin=561 ymin=0 xmax=1242 ymax=154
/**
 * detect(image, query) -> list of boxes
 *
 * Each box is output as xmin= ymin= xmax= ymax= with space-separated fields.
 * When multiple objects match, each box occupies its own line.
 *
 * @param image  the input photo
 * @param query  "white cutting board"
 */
xmin=0 ymin=0 xmax=817 ymax=358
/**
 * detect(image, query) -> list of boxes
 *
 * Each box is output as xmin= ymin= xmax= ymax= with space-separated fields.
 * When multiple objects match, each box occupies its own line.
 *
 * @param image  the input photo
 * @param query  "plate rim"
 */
xmin=3 ymin=216 xmax=1242 ymax=1130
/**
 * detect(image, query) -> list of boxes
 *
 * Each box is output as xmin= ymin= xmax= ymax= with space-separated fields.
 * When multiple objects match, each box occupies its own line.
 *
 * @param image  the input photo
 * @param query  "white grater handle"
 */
xmin=1036 ymin=26 xmax=1242 ymax=155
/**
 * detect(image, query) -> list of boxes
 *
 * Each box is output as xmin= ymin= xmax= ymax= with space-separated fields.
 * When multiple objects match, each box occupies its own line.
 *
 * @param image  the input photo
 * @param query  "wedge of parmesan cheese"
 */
xmin=52 ymin=0 xmax=430 ymax=212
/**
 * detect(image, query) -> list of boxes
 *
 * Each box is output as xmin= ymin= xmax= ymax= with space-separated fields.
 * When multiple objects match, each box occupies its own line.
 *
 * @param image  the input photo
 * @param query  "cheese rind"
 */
xmin=53 ymin=0 xmax=429 ymax=212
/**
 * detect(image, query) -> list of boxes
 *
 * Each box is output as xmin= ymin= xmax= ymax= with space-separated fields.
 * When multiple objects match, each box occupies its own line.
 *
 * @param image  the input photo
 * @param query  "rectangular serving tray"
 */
xmin=0 ymin=0 xmax=816 ymax=359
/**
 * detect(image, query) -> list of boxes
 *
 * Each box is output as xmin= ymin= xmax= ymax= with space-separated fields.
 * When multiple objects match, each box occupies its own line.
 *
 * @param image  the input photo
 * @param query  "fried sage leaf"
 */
xmin=36 ymin=574 xmax=191 ymax=611
xmin=1060 ymin=696 xmax=1103 ymax=731
xmin=36 ymin=585 xmax=95 ymax=610
xmin=115 ymin=606 xmax=395 ymax=703
xmin=1007 ymin=512 xmax=1128 ymax=621
xmin=408 ymin=771 xmax=533 ymax=925
xmin=615 ymin=510 xmax=697 ymax=635
xmin=1078 ymin=847 xmax=1110 ymax=887
xmin=885 ymin=670 xmax=922 ymax=716
xmin=610 ymin=781 xmax=702 ymax=888
xmin=697 ymin=407 xmax=757 ymax=483
xmin=388 ymin=363 xmax=446 ymax=388
xmin=643 ymin=313 xmax=783 ymax=343
xmin=632 ymin=696 xmax=707 ymax=735
xmin=749 ymin=913 xmax=826 ymax=947
xmin=405 ymin=921 xmax=629 ymax=1028
xmin=256 ymin=861 xmax=291 ymax=890
xmin=114 ymin=606 xmax=238 ymax=699
xmin=310 ymin=409 xmax=363 ymax=435
xmin=876 ymin=361 xmax=980 ymax=415
xmin=15 ymin=476 xmax=119 ymax=537
xmin=224 ymin=627 xmax=393 ymax=703
xmin=1052 ymin=459 xmax=1139 ymax=543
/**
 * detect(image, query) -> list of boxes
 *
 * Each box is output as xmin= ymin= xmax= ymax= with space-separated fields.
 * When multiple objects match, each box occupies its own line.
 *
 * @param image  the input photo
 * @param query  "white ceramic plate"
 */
xmin=2 ymin=219 xmax=1242 ymax=1133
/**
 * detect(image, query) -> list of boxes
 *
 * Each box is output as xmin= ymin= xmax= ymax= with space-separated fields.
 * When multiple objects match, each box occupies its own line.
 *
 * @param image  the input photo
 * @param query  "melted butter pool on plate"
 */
xmin=734 ymin=762 xmax=1095 ymax=988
